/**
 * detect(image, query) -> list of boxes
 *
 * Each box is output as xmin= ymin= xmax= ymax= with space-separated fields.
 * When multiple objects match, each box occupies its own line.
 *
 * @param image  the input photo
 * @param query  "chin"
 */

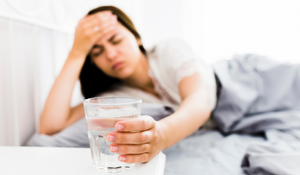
xmin=115 ymin=68 xmax=133 ymax=79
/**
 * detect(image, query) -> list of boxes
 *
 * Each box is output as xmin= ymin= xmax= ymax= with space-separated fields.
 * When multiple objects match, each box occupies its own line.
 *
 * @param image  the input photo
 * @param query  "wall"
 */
xmin=183 ymin=0 xmax=300 ymax=64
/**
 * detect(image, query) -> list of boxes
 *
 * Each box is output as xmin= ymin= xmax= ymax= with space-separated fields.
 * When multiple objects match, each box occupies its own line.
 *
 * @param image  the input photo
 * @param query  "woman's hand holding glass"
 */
xmin=107 ymin=116 xmax=167 ymax=163
xmin=69 ymin=11 xmax=117 ymax=58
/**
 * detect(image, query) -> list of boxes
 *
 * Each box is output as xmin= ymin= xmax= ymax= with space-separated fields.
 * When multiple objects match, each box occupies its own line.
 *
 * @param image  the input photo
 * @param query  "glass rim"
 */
xmin=83 ymin=96 xmax=142 ymax=106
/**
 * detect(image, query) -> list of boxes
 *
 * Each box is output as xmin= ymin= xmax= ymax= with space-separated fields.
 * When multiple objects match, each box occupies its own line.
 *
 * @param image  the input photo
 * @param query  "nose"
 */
xmin=105 ymin=45 xmax=118 ymax=61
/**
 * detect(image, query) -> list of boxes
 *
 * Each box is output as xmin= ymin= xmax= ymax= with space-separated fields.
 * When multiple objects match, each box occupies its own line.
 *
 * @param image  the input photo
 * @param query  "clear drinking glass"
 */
xmin=83 ymin=97 xmax=142 ymax=173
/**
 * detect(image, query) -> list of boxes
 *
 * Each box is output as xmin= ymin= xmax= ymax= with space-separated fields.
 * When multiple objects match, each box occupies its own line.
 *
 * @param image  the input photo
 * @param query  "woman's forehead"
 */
xmin=94 ymin=23 xmax=131 ymax=45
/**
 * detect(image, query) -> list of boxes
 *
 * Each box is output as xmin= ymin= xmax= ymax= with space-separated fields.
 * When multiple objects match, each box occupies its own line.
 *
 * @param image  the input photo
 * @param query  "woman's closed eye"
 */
xmin=108 ymin=34 xmax=123 ymax=45
xmin=111 ymin=38 xmax=122 ymax=45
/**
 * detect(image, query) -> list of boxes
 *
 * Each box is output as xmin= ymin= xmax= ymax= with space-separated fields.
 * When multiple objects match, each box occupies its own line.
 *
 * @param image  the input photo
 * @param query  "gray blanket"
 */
xmin=213 ymin=54 xmax=300 ymax=134
xmin=241 ymin=129 xmax=300 ymax=175
xmin=26 ymin=54 xmax=300 ymax=175
xmin=212 ymin=54 xmax=300 ymax=175
xmin=162 ymin=128 xmax=300 ymax=175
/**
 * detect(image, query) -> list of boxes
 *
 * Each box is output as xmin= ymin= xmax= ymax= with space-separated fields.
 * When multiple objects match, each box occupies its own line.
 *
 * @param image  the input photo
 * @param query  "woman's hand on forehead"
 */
xmin=70 ymin=10 xmax=118 ymax=57
xmin=85 ymin=11 xmax=120 ymax=46
xmin=83 ymin=11 xmax=114 ymax=24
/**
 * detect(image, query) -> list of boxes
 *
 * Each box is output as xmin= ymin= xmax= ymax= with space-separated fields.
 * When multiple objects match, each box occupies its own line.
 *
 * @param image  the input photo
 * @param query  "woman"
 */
xmin=39 ymin=5 xmax=300 ymax=165
xmin=39 ymin=6 xmax=216 ymax=164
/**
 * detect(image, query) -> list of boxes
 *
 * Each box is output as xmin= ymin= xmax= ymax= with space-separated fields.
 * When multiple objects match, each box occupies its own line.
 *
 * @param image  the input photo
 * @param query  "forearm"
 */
xmin=158 ymin=92 xmax=211 ymax=149
xmin=63 ymin=103 xmax=85 ymax=129
xmin=39 ymin=53 xmax=86 ymax=134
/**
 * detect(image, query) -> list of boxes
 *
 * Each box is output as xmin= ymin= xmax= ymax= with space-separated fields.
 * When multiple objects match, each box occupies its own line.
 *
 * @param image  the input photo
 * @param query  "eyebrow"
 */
xmin=90 ymin=45 xmax=104 ymax=55
xmin=92 ymin=45 xmax=103 ymax=49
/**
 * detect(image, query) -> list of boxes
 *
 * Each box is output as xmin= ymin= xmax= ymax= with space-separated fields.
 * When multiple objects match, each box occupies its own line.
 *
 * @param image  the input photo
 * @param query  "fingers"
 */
xmin=118 ymin=153 xmax=151 ymax=163
xmin=93 ymin=21 xmax=118 ymax=42
xmin=105 ymin=116 xmax=161 ymax=164
xmin=106 ymin=130 xmax=154 ymax=144
xmin=81 ymin=10 xmax=112 ymax=23
xmin=81 ymin=20 xmax=117 ymax=43
xmin=94 ymin=22 xmax=120 ymax=43
xmin=115 ymin=116 xmax=155 ymax=132
xmin=81 ymin=15 xmax=117 ymax=33
xmin=71 ymin=10 xmax=118 ymax=56
xmin=80 ymin=11 xmax=116 ymax=28
xmin=78 ymin=15 xmax=117 ymax=44
xmin=109 ymin=143 xmax=151 ymax=154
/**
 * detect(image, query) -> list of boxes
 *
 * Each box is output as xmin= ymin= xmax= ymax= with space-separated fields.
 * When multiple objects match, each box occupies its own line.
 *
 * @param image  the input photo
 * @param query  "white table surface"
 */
xmin=0 ymin=146 xmax=165 ymax=175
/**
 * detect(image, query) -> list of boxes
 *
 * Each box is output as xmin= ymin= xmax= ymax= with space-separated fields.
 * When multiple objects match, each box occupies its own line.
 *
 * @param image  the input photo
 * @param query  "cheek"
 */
xmin=94 ymin=58 xmax=112 ymax=75
xmin=116 ymin=68 xmax=133 ymax=79
xmin=121 ymin=38 xmax=141 ymax=65
xmin=129 ymin=38 xmax=141 ymax=56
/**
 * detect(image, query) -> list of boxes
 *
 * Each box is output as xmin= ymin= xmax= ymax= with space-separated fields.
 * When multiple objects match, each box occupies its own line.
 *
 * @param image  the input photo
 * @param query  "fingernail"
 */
xmin=107 ymin=135 xmax=115 ymax=142
xmin=110 ymin=146 xmax=118 ymax=152
xmin=116 ymin=124 xmax=124 ymax=131
xmin=119 ymin=156 xmax=126 ymax=161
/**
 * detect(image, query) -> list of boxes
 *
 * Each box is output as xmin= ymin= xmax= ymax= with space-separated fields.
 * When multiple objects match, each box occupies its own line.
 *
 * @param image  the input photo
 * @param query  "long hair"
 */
xmin=79 ymin=6 xmax=146 ymax=99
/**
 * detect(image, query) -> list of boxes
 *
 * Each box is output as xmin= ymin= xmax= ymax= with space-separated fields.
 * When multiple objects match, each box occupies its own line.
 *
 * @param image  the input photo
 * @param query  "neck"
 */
xmin=122 ymin=54 xmax=154 ymax=92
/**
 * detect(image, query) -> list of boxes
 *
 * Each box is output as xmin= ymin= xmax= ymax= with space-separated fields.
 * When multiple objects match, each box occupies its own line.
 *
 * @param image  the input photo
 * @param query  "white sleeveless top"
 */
xmin=146 ymin=38 xmax=217 ymax=111
xmin=101 ymin=39 xmax=217 ymax=112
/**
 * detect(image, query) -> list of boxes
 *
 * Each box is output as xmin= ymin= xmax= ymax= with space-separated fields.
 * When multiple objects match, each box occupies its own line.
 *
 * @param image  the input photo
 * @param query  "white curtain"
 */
xmin=1 ymin=0 xmax=300 ymax=146
xmin=0 ymin=0 xmax=144 ymax=146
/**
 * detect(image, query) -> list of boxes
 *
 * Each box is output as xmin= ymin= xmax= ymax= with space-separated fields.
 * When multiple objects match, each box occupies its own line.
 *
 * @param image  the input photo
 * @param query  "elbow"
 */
xmin=39 ymin=128 xmax=49 ymax=135
xmin=39 ymin=125 xmax=51 ymax=135
xmin=39 ymin=124 xmax=54 ymax=135
xmin=39 ymin=112 xmax=71 ymax=135
xmin=39 ymin=120 xmax=63 ymax=135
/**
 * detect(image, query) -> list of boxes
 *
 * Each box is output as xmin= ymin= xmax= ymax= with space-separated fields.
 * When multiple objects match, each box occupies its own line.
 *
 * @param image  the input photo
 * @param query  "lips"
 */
xmin=112 ymin=62 xmax=123 ymax=70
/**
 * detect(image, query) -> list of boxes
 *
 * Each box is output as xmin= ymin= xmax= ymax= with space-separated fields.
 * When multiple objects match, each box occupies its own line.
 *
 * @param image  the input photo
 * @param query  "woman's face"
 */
xmin=89 ymin=21 xmax=143 ymax=79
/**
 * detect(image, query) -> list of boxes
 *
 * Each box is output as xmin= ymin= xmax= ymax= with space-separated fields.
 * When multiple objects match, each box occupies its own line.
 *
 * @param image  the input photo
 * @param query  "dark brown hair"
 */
xmin=79 ymin=6 xmax=146 ymax=99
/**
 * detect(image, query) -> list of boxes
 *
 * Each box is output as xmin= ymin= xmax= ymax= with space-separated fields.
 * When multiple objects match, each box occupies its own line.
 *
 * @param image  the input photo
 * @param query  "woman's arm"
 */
xmin=159 ymin=72 xmax=211 ymax=148
xmin=106 ymin=72 xmax=211 ymax=163
xmin=39 ymin=11 xmax=118 ymax=135
xmin=39 ymin=56 xmax=86 ymax=135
